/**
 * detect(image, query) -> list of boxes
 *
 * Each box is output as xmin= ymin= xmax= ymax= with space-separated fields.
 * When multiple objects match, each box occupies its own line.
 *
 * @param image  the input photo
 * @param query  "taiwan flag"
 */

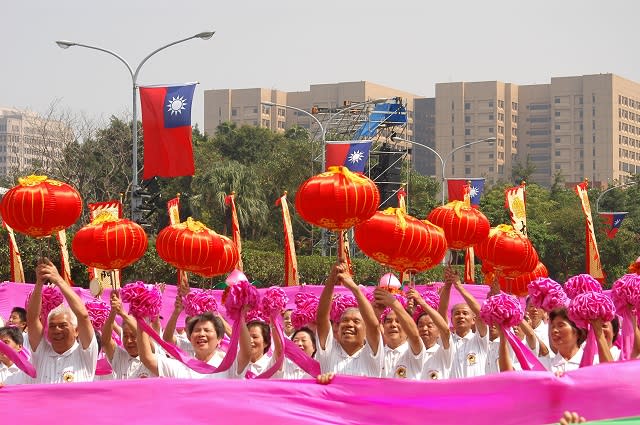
xmin=325 ymin=140 xmax=372 ymax=173
xmin=447 ymin=178 xmax=485 ymax=207
xmin=140 ymin=83 xmax=196 ymax=179
xmin=599 ymin=211 xmax=628 ymax=239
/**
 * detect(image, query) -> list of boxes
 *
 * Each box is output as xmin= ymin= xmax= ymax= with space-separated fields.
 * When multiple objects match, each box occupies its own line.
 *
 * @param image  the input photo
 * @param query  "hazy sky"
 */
xmin=3 ymin=1 xmax=639 ymax=130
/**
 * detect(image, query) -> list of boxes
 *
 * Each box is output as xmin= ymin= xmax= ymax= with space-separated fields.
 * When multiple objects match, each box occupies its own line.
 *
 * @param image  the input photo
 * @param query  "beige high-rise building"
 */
xmin=433 ymin=81 xmax=518 ymax=185
xmin=203 ymin=81 xmax=419 ymax=140
xmin=0 ymin=108 xmax=70 ymax=177
xmin=518 ymin=74 xmax=640 ymax=187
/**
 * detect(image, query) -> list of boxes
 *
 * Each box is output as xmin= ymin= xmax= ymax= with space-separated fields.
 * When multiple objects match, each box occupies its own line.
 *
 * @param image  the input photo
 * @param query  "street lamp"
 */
xmin=392 ymin=135 xmax=496 ymax=205
xmin=596 ymin=181 xmax=636 ymax=213
xmin=55 ymin=31 xmax=215 ymax=220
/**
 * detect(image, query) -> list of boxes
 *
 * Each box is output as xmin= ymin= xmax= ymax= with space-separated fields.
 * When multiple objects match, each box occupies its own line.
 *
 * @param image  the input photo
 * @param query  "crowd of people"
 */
xmin=0 ymin=258 xmax=637 ymax=399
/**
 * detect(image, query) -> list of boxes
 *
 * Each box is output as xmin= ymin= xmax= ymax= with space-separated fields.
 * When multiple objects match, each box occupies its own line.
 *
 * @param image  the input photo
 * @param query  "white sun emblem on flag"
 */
xmin=614 ymin=218 xmax=621 ymax=226
xmin=167 ymin=95 xmax=187 ymax=115
xmin=469 ymin=186 xmax=479 ymax=198
xmin=348 ymin=150 xmax=365 ymax=164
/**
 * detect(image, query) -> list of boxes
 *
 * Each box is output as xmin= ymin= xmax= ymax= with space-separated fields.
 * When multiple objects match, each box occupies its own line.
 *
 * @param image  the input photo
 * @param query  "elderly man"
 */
xmin=27 ymin=258 xmax=98 ymax=383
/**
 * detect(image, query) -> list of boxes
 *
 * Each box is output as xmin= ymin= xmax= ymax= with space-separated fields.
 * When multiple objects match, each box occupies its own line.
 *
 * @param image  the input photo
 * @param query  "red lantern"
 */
xmin=498 ymin=261 xmax=548 ymax=297
xmin=354 ymin=208 xmax=447 ymax=273
xmin=72 ymin=213 xmax=148 ymax=270
xmin=427 ymin=201 xmax=490 ymax=250
xmin=295 ymin=166 xmax=380 ymax=231
xmin=475 ymin=224 xmax=539 ymax=275
xmin=156 ymin=218 xmax=239 ymax=278
xmin=0 ymin=175 xmax=82 ymax=237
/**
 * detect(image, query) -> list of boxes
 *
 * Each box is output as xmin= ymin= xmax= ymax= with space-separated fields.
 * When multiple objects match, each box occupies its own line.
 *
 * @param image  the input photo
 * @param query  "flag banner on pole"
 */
xmin=338 ymin=229 xmax=353 ymax=276
xmin=397 ymin=187 xmax=407 ymax=213
xmin=464 ymin=247 xmax=475 ymax=283
xmin=167 ymin=195 xmax=188 ymax=287
xmin=599 ymin=212 xmax=628 ymax=239
xmin=575 ymin=181 xmax=605 ymax=283
xmin=275 ymin=193 xmax=299 ymax=286
xmin=3 ymin=222 xmax=24 ymax=283
xmin=325 ymin=140 xmax=372 ymax=173
xmin=447 ymin=178 xmax=485 ymax=206
xmin=225 ymin=192 xmax=243 ymax=271
xmin=505 ymin=183 xmax=527 ymax=237
xmin=56 ymin=229 xmax=73 ymax=286
xmin=139 ymin=83 xmax=197 ymax=179
xmin=88 ymin=201 xmax=123 ymax=288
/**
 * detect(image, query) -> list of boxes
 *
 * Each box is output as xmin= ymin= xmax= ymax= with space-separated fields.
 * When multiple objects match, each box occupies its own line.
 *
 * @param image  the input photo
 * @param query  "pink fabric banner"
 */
xmin=2 ymin=360 xmax=640 ymax=424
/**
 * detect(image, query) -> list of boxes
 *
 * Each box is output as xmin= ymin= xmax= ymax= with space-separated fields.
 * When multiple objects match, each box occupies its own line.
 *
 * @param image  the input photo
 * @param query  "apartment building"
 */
xmin=0 ymin=108 xmax=70 ymax=177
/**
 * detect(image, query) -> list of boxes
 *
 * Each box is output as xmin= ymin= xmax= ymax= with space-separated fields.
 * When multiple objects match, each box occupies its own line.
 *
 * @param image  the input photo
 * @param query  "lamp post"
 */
xmin=55 ymin=31 xmax=215 ymax=220
xmin=392 ymin=136 xmax=496 ymax=205
xmin=596 ymin=181 xmax=636 ymax=213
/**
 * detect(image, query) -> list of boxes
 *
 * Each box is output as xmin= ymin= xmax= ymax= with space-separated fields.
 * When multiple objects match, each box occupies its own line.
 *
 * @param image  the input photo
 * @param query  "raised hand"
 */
xmin=110 ymin=290 xmax=124 ymax=315
xmin=373 ymin=287 xmax=396 ymax=308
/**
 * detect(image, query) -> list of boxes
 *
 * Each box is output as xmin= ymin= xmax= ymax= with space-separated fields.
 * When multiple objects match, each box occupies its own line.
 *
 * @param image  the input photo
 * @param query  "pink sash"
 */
xmin=501 ymin=326 xmax=546 ymax=371
xmin=0 ymin=339 xmax=36 ymax=378
xmin=283 ymin=338 xmax=321 ymax=377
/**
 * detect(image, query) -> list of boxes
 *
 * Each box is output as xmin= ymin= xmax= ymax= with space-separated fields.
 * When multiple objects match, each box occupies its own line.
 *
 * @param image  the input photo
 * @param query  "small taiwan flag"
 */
xmin=325 ymin=141 xmax=372 ymax=173
xmin=139 ymin=83 xmax=197 ymax=179
xmin=447 ymin=178 xmax=485 ymax=207
xmin=599 ymin=212 xmax=628 ymax=239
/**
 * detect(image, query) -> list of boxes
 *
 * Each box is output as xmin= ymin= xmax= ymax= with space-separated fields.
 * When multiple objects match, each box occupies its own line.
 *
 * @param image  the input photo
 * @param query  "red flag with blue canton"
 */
xmin=599 ymin=212 xmax=628 ymax=239
xmin=140 ymin=83 xmax=196 ymax=179
xmin=447 ymin=178 xmax=485 ymax=206
xmin=325 ymin=141 xmax=372 ymax=172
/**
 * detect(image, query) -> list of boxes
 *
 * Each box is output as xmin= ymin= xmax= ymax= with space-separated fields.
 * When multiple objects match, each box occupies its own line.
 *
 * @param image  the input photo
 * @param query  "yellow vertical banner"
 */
xmin=88 ymin=201 xmax=123 ymax=289
xmin=575 ymin=181 xmax=605 ymax=283
xmin=56 ymin=229 xmax=73 ymax=285
xmin=4 ymin=222 xmax=25 ymax=283
xmin=167 ymin=195 xmax=188 ymax=287
xmin=505 ymin=182 xmax=528 ymax=237
xmin=225 ymin=192 xmax=243 ymax=271
xmin=276 ymin=192 xmax=299 ymax=286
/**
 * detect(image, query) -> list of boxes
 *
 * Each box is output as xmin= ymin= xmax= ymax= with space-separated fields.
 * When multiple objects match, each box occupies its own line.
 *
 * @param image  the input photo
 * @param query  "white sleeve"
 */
xmin=80 ymin=334 xmax=99 ymax=374
xmin=157 ymin=355 xmax=191 ymax=378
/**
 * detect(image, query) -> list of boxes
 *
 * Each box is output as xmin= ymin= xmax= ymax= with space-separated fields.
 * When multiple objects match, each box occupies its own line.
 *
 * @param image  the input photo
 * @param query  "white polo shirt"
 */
xmin=156 ymin=349 xmax=241 ymax=379
xmin=274 ymin=358 xmax=313 ymax=380
xmin=246 ymin=353 xmax=274 ymax=377
xmin=175 ymin=333 xmax=196 ymax=357
xmin=31 ymin=336 xmax=98 ymax=384
xmin=109 ymin=346 xmax=156 ymax=379
xmin=382 ymin=341 xmax=425 ymax=380
xmin=610 ymin=345 xmax=621 ymax=361
xmin=316 ymin=330 xmax=384 ymax=377
xmin=542 ymin=347 xmax=589 ymax=374
xmin=0 ymin=363 xmax=20 ymax=383
xmin=450 ymin=331 xmax=489 ymax=378
xmin=420 ymin=335 xmax=453 ymax=380
xmin=533 ymin=322 xmax=550 ymax=352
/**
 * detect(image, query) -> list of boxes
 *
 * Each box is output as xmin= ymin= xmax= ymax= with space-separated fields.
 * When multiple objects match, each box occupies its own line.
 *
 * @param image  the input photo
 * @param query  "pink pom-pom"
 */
xmin=291 ymin=293 xmax=319 ymax=329
xmin=568 ymin=291 xmax=616 ymax=329
xmin=261 ymin=287 xmax=288 ymax=317
xmin=224 ymin=280 xmax=260 ymax=320
xmin=25 ymin=285 xmax=64 ymax=321
xmin=330 ymin=294 xmax=358 ymax=323
xmin=412 ymin=291 xmax=441 ymax=322
xmin=120 ymin=281 xmax=163 ymax=319
xmin=564 ymin=274 xmax=602 ymax=299
xmin=246 ymin=308 xmax=268 ymax=324
xmin=611 ymin=274 xmax=640 ymax=314
xmin=480 ymin=293 xmax=523 ymax=328
xmin=85 ymin=298 xmax=111 ymax=331
xmin=183 ymin=289 xmax=219 ymax=317
xmin=528 ymin=277 xmax=569 ymax=312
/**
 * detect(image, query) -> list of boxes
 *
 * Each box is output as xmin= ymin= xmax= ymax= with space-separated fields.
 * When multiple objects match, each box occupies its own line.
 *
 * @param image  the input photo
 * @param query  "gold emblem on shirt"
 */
xmin=395 ymin=366 xmax=407 ymax=379
xmin=62 ymin=371 xmax=75 ymax=382
xmin=428 ymin=370 xmax=440 ymax=380
xmin=467 ymin=353 xmax=477 ymax=366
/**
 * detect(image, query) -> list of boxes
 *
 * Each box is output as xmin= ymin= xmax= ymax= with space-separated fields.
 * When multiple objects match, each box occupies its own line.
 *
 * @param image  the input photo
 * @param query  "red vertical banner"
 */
xmin=575 ymin=181 xmax=605 ymax=283
xmin=225 ymin=192 xmax=243 ymax=271
xmin=167 ymin=195 xmax=188 ymax=287
xmin=464 ymin=247 xmax=475 ymax=283
xmin=276 ymin=192 xmax=299 ymax=286
xmin=505 ymin=182 xmax=527 ymax=237
xmin=88 ymin=201 xmax=123 ymax=289
xmin=56 ymin=229 xmax=73 ymax=286
xmin=3 ymin=222 xmax=25 ymax=283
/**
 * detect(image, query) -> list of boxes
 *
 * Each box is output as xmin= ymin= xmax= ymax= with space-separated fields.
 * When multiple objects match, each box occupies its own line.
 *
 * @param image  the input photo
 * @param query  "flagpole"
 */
xmin=595 ymin=181 xmax=636 ymax=213
xmin=55 ymin=31 xmax=215 ymax=222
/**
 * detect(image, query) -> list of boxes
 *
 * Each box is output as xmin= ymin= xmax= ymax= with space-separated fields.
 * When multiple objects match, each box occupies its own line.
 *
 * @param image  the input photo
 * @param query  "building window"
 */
xmin=489 ymin=127 xmax=494 ymax=133
xmin=488 ymin=101 xmax=494 ymax=108
xmin=555 ymin=150 xmax=561 ymax=156
xmin=465 ymin=153 xmax=471 ymax=161
xmin=231 ymin=108 xmax=238 ymax=117
xmin=512 ymin=102 xmax=518 ymax=110
xmin=555 ymin=111 xmax=561 ymax=117
xmin=555 ymin=124 xmax=561 ymax=130
xmin=465 ymin=115 xmax=471 ymax=123
xmin=489 ymin=114 xmax=494 ymax=120
xmin=554 ymin=97 xmax=560 ymax=104
xmin=465 ymin=128 xmax=471 ymax=136
xmin=555 ymin=137 xmax=561 ymax=143
xmin=465 ymin=103 xmax=471 ymax=110
xmin=465 ymin=167 xmax=471 ymax=174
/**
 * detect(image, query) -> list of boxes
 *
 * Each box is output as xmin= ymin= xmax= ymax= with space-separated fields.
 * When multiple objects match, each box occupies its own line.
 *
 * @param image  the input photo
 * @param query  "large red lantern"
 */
xmin=156 ymin=218 xmax=239 ymax=278
xmin=354 ymin=208 xmax=447 ymax=273
xmin=72 ymin=212 xmax=148 ymax=270
xmin=427 ymin=201 xmax=490 ymax=250
xmin=295 ymin=166 xmax=380 ymax=231
xmin=474 ymin=224 xmax=539 ymax=275
xmin=0 ymin=175 xmax=82 ymax=237
xmin=498 ymin=261 xmax=548 ymax=297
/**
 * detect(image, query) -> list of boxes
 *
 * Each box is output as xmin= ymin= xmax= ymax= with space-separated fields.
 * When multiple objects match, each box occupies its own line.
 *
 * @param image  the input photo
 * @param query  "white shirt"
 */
xmin=246 ymin=353 xmax=274 ymax=377
xmin=420 ymin=335 xmax=453 ymax=380
xmin=0 ymin=363 xmax=19 ymax=383
xmin=316 ymin=330 xmax=384 ymax=377
xmin=450 ymin=331 xmax=489 ymax=379
xmin=109 ymin=346 xmax=155 ymax=379
xmin=542 ymin=348 xmax=588 ymax=374
xmin=533 ymin=321 xmax=550 ymax=353
xmin=610 ymin=345 xmax=621 ymax=361
xmin=382 ymin=341 xmax=425 ymax=380
xmin=32 ymin=336 xmax=99 ymax=384
xmin=175 ymin=333 xmax=196 ymax=357
xmin=274 ymin=358 xmax=313 ymax=380
xmin=156 ymin=349 xmax=241 ymax=379
xmin=486 ymin=337 xmax=528 ymax=374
